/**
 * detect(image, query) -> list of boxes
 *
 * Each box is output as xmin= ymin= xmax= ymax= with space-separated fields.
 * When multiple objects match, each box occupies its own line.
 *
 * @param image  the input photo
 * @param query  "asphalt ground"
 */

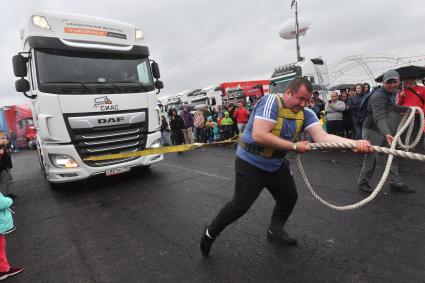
xmin=3 ymin=146 xmax=425 ymax=282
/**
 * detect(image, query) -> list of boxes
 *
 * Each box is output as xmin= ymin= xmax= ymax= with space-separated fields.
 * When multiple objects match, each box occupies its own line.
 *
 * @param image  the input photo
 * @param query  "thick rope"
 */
xmin=296 ymin=106 xmax=424 ymax=211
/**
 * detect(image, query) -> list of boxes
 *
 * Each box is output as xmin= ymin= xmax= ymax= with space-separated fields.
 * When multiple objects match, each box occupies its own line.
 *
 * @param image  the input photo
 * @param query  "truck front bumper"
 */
xmin=43 ymin=132 xmax=163 ymax=183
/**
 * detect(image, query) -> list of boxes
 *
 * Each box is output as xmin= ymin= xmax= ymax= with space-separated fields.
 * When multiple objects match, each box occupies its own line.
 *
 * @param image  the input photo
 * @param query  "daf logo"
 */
xmin=98 ymin=117 xmax=125 ymax=124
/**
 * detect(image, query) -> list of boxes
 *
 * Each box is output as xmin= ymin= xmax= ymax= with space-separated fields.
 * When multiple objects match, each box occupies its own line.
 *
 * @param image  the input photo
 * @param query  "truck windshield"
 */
xmin=168 ymin=103 xmax=181 ymax=112
xmin=35 ymin=49 xmax=155 ymax=94
xmin=191 ymin=98 xmax=208 ymax=106
xmin=26 ymin=118 xmax=34 ymax=126
xmin=269 ymin=79 xmax=291 ymax=94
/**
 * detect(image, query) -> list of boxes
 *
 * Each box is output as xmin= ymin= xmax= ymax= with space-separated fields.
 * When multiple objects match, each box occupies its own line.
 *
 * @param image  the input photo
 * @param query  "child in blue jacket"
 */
xmin=0 ymin=173 xmax=23 ymax=280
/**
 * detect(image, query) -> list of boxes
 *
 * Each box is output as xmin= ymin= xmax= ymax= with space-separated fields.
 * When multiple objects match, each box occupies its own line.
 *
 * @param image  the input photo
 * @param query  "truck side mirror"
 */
xmin=12 ymin=54 xmax=28 ymax=77
xmin=151 ymin=62 xmax=160 ymax=79
xmin=15 ymin=78 xmax=30 ymax=92
xmin=155 ymin=80 xmax=164 ymax=90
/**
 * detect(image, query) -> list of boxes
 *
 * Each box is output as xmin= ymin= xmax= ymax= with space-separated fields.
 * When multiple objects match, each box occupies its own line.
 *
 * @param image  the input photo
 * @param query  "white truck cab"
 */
xmin=12 ymin=11 xmax=165 ymax=186
xmin=190 ymin=84 xmax=222 ymax=110
xmin=270 ymin=58 xmax=330 ymax=99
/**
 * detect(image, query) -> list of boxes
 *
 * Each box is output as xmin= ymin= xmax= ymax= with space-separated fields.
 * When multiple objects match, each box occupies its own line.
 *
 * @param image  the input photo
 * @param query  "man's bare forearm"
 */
xmin=315 ymin=132 xmax=356 ymax=144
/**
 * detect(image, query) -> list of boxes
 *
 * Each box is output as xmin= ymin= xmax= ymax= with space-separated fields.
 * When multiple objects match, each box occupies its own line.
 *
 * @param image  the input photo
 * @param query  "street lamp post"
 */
xmin=291 ymin=0 xmax=302 ymax=62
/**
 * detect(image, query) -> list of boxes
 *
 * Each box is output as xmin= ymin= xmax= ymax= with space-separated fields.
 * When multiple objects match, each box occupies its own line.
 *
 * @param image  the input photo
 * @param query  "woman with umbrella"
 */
xmin=396 ymin=79 xmax=425 ymax=110
xmin=393 ymin=67 xmax=425 ymax=148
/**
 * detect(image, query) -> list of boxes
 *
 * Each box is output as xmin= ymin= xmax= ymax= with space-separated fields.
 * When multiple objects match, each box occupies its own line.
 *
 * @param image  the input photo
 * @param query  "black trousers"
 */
xmin=208 ymin=157 xmax=298 ymax=238
xmin=195 ymin=127 xmax=205 ymax=142
xmin=326 ymin=120 xmax=344 ymax=136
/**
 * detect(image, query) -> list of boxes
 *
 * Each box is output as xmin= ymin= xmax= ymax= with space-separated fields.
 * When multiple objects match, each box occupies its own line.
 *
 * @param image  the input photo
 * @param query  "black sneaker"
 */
xmin=358 ymin=183 xmax=373 ymax=193
xmin=0 ymin=267 xmax=24 ymax=280
xmin=200 ymin=225 xmax=215 ymax=257
xmin=267 ymin=229 xmax=298 ymax=246
xmin=391 ymin=183 xmax=415 ymax=193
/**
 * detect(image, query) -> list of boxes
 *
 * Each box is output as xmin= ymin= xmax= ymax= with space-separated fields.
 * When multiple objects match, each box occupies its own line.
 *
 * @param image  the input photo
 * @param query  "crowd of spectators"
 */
xmin=305 ymin=83 xmax=373 ymax=140
xmin=161 ymin=102 xmax=250 ymax=145
xmin=161 ymin=78 xmax=425 ymax=150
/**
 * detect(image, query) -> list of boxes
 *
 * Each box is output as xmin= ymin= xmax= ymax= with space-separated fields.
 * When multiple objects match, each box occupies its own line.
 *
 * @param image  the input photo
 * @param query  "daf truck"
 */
xmin=12 ymin=11 xmax=165 ymax=187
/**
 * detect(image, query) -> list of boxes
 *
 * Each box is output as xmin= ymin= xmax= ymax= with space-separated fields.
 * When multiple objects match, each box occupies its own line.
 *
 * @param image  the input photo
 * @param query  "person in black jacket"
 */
xmin=0 ymin=132 xmax=14 ymax=199
xmin=347 ymin=84 xmax=366 ymax=140
xmin=168 ymin=108 xmax=185 ymax=146
xmin=160 ymin=115 xmax=170 ymax=146
xmin=340 ymin=92 xmax=353 ymax=138
xmin=0 ymin=132 xmax=12 ymax=171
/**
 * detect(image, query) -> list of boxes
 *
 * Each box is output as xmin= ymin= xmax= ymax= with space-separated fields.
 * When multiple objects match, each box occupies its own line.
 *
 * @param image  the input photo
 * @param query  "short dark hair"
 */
xmin=286 ymin=77 xmax=313 ymax=95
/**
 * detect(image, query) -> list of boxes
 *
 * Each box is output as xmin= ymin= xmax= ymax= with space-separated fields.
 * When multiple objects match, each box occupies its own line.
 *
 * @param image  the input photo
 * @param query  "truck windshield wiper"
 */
xmin=78 ymin=82 xmax=119 ymax=94
xmin=41 ymin=81 xmax=148 ymax=94
xmin=113 ymin=82 xmax=147 ymax=92
xmin=42 ymin=82 xmax=93 ymax=94
xmin=82 ymin=82 xmax=145 ymax=93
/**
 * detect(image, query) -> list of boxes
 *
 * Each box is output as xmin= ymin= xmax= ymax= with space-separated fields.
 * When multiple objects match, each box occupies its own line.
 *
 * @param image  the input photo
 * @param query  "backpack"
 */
xmin=357 ymin=87 xmax=378 ymax=124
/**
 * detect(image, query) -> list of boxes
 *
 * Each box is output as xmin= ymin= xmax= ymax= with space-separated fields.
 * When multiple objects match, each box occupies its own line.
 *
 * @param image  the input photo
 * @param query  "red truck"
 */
xmin=0 ymin=105 xmax=37 ymax=149
xmin=220 ymin=80 xmax=270 ymax=107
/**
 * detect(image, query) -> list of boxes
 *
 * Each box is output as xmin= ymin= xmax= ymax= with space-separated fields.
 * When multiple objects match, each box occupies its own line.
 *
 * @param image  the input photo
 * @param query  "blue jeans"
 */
xmin=160 ymin=131 xmax=170 ymax=146
xmin=353 ymin=122 xmax=363 ymax=140
xmin=237 ymin=123 xmax=247 ymax=135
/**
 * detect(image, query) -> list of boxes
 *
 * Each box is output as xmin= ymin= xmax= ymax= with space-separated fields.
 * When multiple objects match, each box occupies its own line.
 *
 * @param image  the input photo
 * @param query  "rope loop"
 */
xmin=298 ymin=106 xmax=424 ymax=211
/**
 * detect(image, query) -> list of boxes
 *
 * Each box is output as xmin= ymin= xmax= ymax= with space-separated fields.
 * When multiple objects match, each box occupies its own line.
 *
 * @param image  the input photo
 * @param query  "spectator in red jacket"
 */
xmin=396 ymin=79 xmax=425 ymax=148
xmin=396 ymin=79 xmax=425 ymax=112
xmin=233 ymin=102 xmax=249 ymax=134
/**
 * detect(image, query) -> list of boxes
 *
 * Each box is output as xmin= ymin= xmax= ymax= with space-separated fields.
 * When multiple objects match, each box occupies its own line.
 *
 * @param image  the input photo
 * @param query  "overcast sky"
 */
xmin=2 ymin=0 xmax=425 ymax=106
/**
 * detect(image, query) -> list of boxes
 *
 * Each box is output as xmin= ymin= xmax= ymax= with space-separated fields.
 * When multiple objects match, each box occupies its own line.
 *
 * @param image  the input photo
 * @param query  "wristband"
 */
xmin=292 ymin=143 xmax=297 ymax=151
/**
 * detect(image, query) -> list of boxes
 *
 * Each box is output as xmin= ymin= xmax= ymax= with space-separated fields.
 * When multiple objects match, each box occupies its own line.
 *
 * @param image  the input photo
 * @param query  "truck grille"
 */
xmin=65 ymin=110 xmax=149 ymax=167
xmin=73 ymin=126 xmax=147 ymax=167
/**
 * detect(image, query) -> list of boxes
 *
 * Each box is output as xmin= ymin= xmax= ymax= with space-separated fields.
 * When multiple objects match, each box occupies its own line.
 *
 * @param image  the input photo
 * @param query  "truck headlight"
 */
xmin=135 ymin=29 xmax=144 ymax=40
xmin=49 ymin=154 xmax=79 ymax=168
xmin=150 ymin=139 xmax=161 ymax=148
xmin=32 ymin=15 xmax=52 ymax=31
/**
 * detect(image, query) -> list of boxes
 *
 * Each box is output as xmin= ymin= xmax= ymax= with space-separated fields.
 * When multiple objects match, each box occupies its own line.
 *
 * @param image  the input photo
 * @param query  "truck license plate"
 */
xmin=105 ymin=166 xmax=130 ymax=176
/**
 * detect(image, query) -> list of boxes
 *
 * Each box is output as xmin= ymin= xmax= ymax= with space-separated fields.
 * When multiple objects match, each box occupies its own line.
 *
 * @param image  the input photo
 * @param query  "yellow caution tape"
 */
xmin=83 ymin=136 xmax=239 ymax=161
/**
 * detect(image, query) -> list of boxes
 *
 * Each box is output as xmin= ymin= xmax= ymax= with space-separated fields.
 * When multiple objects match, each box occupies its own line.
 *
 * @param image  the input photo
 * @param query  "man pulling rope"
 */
xmin=200 ymin=77 xmax=374 ymax=257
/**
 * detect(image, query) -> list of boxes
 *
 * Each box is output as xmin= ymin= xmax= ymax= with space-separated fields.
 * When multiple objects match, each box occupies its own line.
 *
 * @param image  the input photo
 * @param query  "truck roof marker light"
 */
xmin=135 ymin=29 xmax=144 ymax=40
xmin=32 ymin=15 xmax=52 ymax=31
